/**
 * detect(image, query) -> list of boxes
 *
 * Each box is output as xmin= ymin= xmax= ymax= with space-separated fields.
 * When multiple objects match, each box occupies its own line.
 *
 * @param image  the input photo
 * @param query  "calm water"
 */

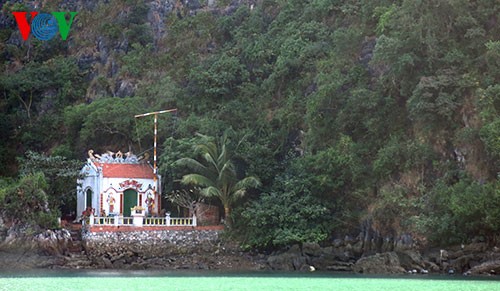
xmin=1 ymin=270 xmax=500 ymax=291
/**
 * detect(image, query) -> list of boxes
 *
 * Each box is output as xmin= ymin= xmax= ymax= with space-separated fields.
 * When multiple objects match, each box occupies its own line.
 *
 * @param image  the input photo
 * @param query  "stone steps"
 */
xmin=68 ymin=241 xmax=83 ymax=253
xmin=67 ymin=224 xmax=84 ymax=254
xmin=61 ymin=224 xmax=93 ymax=268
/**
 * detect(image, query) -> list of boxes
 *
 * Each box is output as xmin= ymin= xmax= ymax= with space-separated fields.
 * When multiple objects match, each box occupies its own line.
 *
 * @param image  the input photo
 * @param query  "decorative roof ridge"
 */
xmin=87 ymin=149 xmax=149 ymax=164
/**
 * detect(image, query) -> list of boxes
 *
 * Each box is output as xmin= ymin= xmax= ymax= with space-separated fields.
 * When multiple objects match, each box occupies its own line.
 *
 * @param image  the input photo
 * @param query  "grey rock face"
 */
xmin=353 ymin=252 xmax=406 ymax=274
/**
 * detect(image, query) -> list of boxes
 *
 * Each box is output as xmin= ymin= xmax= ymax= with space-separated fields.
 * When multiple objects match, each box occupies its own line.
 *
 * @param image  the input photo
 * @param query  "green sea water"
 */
xmin=1 ymin=271 xmax=500 ymax=291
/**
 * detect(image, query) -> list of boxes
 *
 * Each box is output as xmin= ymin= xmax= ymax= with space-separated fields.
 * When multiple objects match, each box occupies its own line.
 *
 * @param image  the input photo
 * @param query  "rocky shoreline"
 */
xmin=266 ymin=241 xmax=500 ymax=276
xmin=0 ymin=225 xmax=265 ymax=271
xmin=1 ymin=226 xmax=500 ymax=275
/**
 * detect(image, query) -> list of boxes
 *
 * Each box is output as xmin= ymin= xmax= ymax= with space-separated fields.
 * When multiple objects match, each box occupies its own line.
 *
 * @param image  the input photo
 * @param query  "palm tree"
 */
xmin=175 ymin=133 xmax=261 ymax=227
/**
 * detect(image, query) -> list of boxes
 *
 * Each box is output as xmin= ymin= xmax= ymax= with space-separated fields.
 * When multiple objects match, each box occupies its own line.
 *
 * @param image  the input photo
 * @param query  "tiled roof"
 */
xmin=93 ymin=162 xmax=156 ymax=179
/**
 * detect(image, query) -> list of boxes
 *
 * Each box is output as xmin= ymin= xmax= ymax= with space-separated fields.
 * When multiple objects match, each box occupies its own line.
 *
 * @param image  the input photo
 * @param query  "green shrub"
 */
xmin=417 ymin=179 xmax=500 ymax=245
xmin=1 ymin=172 xmax=60 ymax=230
xmin=237 ymin=189 xmax=328 ymax=249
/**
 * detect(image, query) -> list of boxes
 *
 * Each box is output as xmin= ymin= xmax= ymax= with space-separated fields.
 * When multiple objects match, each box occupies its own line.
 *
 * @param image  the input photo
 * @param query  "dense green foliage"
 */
xmin=19 ymin=151 xmax=82 ymax=216
xmin=235 ymin=167 xmax=330 ymax=248
xmin=0 ymin=0 xmax=499 ymax=246
xmin=0 ymin=172 xmax=59 ymax=229
xmin=0 ymin=152 xmax=81 ymax=229
xmin=416 ymin=179 xmax=500 ymax=245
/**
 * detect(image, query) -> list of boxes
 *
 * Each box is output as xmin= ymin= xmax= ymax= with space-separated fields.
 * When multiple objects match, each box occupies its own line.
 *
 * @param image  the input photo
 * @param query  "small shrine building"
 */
xmin=77 ymin=150 xmax=161 ymax=220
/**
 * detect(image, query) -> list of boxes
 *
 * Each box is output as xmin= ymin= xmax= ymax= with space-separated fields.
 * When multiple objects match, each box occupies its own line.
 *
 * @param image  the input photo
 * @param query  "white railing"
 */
xmin=144 ymin=217 xmax=167 ymax=225
xmin=170 ymin=217 xmax=194 ymax=226
xmin=84 ymin=213 xmax=197 ymax=227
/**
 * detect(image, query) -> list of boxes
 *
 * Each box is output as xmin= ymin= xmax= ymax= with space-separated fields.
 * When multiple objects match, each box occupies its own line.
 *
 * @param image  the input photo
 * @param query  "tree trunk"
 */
xmin=224 ymin=205 xmax=231 ymax=228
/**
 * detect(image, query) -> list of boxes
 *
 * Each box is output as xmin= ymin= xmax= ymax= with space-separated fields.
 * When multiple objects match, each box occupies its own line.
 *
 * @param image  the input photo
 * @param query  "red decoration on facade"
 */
xmin=145 ymin=192 xmax=155 ymax=215
xmin=100 ymin=193 xmax=105 ymax=216
xmin=119 ymin=179 xmax=142 ymax=190
xmin=107 ymin=193 xmax=116 ymax=213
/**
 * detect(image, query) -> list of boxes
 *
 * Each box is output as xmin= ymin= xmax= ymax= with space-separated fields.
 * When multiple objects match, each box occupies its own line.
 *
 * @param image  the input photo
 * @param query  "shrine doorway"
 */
xmin=123 ymin=189 xmax=138 ymax=217
xmin=85 ymin=189 xmax=93 ymax=209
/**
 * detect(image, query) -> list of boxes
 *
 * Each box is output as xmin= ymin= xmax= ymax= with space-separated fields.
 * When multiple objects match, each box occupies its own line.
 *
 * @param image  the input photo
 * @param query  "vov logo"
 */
xmin=12 ymin=12 xmax=78 ymax=41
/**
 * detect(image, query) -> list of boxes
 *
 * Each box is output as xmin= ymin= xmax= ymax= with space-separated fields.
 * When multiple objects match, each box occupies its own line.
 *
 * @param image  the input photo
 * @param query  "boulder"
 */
xmin=34 ymin=229 xmax=72 ymax=256
xmin=467 ymin=260 xmax=500 ymax=275
xmin=353 ymin=252 xmax=406 ymax=274
xmin=267 ymin=245 xmax=306 ymax=271
xmin=464 ymin=243 xmax=488 ymax=253
xmin=339 ymin=244 xmax=356 ymax=261
xmin=302 ymin=242 xmax=321 ymax=257
xmin=448 ymin=250 xmax=465 ymax=260
xmin=332 ymin=239 xmax=344 ymax=248
xmin=423 ymin=260 xmax=440 ymax=273
xmin=351 ymin=241 xmax=364 ymax=257
xmin=102 ymin=257 xmax=113 ymax=269
xmin=397 ymin=250 xmax=424 ymax=270
xmin=440 ymin=249 xmax=449 ymax=260
xmin=450 ymin=254 xmax=476 ymax=273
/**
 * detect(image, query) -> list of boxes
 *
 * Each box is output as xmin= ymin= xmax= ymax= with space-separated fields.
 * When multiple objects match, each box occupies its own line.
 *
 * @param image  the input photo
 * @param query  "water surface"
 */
xmin=1 ymin=270 xmax=500 ymax=291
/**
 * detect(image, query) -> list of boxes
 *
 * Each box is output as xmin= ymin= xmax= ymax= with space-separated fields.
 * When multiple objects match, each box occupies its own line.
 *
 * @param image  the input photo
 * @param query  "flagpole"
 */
xmin=135 ymin=109 xmax=177 ymax=213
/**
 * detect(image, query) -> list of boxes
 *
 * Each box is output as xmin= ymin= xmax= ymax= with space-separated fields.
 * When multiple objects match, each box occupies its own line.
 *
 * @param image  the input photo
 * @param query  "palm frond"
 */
xmin=235 ymin=131 xmax=250 ymax=151
xmin=195 ymin=139 xmax=218 ymax=161
xmin=234 ymin=176 xmax=261 ymax=191
xmin=195 ymin=132 xmax=210 ymax=140
xmin=218 ymin=160 xmax=236 ymax=181
xmin=203 ymin=152 xmax=218 ymax=171
xmin=200 ymin=186 xmax=222 ymax=198
xmin=175 ymin=158 xmax=208 ymax=174
xmin=232 ymin=188 xmax=247 ymax=200
xmin=218 ymin=141 xmax=228 ymax=165
xmin=181 ymin=174 xmax=215 ymax=187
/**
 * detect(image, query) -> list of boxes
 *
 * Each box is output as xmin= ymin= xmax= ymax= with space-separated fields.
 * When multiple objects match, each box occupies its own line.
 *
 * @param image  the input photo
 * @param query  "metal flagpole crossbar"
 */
xmin=134 ymin=108 xmax=177 ymax=212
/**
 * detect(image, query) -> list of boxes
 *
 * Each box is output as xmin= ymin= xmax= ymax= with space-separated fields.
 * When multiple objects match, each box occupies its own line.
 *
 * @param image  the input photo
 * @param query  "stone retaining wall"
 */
xmin=83 ymin=227 xmax=223 ymax=246
xmin=81 ymin=227 xmax=225 ymax=268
